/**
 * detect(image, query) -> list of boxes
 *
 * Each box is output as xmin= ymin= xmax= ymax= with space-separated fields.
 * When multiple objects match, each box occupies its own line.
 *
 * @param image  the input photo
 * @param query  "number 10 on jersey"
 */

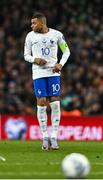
xmin=41 ymin=47 xmax=50 ymax=56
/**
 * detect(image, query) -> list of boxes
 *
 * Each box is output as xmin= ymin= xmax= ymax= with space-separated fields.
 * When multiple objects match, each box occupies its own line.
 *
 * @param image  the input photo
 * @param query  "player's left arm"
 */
xmin=53 ymin=32 xmax=70 ymax=73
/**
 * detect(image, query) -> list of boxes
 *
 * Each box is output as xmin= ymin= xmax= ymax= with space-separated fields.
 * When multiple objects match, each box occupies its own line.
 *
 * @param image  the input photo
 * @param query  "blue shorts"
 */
xmin=33 ymin=76 xmax=60 ymax=97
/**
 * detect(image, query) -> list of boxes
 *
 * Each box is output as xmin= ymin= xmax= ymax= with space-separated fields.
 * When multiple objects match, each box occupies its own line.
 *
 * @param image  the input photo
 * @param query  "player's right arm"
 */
xmin=24 ymin=34 xmax=47 ymax=65
xmin=24 ymin=34 xmax=35 ymax=63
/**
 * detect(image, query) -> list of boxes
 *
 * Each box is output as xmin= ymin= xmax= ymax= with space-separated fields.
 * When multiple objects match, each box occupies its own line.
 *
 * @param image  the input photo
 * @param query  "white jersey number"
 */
xmin=52 ymin=84 xmax=60 ymax=92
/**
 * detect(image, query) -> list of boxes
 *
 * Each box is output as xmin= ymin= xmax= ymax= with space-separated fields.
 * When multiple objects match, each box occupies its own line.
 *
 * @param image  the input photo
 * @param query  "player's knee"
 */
xmin=50 ymin=96 xmax=60 ymax=102
xmin=37 ymin=97 xmax=47 ymax=106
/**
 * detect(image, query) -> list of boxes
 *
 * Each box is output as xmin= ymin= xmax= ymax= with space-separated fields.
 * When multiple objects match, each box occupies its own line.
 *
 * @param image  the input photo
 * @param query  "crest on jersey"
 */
xmin=50 ymin=39 xmax=54 ymax=44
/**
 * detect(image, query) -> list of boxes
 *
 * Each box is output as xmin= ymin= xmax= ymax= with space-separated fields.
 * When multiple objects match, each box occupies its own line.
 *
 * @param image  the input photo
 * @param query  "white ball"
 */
xmin=61 ymin=153 xmax=91 ymax=178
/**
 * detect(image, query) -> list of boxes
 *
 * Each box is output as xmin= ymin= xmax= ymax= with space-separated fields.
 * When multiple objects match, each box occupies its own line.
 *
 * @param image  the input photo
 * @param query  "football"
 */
xmin=61 ymin=153 xmax=91 ymax=179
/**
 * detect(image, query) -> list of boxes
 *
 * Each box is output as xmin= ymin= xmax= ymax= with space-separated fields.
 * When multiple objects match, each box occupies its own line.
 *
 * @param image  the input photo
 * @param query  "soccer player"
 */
xmin=24 ymin=12 xmax=70 ymax=150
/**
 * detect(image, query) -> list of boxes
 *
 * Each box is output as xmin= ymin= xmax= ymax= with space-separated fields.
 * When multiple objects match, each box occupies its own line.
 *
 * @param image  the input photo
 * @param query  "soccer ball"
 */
xmin=61 ymin=153 xmax=90 ymax=179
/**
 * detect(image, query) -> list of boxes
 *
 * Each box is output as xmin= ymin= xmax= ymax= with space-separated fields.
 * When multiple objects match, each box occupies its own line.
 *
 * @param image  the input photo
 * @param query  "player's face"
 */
xmin=31 ymin=18 xmax=44 ymax=33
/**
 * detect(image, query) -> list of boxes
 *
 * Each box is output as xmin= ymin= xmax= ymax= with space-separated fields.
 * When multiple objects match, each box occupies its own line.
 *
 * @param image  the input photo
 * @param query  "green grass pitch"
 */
xmin=0 ymin=140 xmax=103 ymax=179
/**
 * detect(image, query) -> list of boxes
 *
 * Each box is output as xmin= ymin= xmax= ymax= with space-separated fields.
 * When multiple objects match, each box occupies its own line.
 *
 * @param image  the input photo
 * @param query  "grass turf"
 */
xmin=0 ymin=140 xmax=103 ymax=179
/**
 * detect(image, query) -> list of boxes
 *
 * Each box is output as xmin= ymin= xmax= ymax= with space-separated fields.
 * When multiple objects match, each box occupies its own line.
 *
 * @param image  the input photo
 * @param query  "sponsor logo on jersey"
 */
xmin=32 ymin=41 xmax=38 ymax=46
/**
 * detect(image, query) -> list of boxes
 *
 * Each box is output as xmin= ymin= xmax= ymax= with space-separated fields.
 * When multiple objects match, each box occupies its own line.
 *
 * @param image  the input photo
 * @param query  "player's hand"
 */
xmin=34 ymin=58 xmax=47 ymax=66
xmin=53 ymin=63 xmax=63 ymax=73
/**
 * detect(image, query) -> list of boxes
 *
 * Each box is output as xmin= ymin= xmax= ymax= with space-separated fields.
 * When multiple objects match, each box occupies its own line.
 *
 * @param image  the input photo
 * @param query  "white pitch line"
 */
xmin=0 ymin=161 xmax=103 ymax=166
xmin=94 ymin=162 xmax=103 ymax=165
xmin=0 ymin=162 xmax=60 ymax=166
xmin=0 ymin=171 xmax=61 ymax=176
xmin=0 ymin=171 xmax=103 ymax=176
xmin=0 ymin=156 xmax=6 ymax=162
xmin=91 ymin=171 xmax=103 ymax=175
xmin=0 ymin=171 xmax=103 ymax=177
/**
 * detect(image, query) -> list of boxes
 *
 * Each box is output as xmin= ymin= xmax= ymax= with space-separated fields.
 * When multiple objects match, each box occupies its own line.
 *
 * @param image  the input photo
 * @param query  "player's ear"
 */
xmin=38 ymin=19 xmax=43 ymax=25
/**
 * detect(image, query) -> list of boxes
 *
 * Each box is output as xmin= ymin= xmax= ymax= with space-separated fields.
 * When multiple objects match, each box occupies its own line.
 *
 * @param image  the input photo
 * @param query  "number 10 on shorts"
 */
xmin=52 ymin=84 xmax=60 ymax=93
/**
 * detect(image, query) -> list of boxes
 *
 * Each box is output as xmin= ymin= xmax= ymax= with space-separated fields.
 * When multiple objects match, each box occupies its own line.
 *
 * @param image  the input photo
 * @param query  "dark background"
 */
xmin=0 ymin=0 xmax=103 ymax=115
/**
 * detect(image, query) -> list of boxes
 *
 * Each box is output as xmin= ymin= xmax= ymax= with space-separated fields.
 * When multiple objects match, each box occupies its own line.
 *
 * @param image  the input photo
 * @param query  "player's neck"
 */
xmin=42 ymin=26 xmax=49 ymax=34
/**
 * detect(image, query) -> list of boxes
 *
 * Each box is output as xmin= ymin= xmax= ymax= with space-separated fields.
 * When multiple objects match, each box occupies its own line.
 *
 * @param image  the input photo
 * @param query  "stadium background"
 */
xmin=0 ymin=0 xmax=103 ymax=179
xmin=0 ymin=0 xmax=103 ymax=115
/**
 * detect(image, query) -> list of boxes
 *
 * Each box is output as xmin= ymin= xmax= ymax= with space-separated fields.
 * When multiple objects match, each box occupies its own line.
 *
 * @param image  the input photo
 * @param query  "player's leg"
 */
xmin=48 ymin=76 xmax=61 ymax=149
xmin=50 ymin=96 xmax=60 ymax=150
xmin=37 ymin=97 xmax=49 ymax=150
xmin=33 ymin=78 xmax=49 ymax=150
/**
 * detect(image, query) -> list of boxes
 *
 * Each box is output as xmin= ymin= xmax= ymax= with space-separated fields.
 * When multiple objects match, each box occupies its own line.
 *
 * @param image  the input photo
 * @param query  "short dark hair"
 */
xmin=32 ymin=12 xmax=47 ymax=24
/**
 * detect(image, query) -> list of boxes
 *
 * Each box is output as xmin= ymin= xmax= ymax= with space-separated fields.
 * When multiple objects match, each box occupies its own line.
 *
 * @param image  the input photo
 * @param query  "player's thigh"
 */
xmin=47 ymin=76 xmax=60 ymax=97
xmin=33 ymin=78 xmax=48 ymax=106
